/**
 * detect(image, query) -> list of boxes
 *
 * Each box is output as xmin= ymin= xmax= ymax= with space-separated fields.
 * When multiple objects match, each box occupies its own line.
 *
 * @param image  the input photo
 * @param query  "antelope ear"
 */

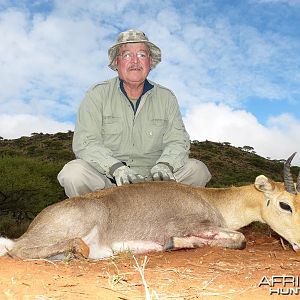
xmin=254 ymin=175 xmax=276 ymax=192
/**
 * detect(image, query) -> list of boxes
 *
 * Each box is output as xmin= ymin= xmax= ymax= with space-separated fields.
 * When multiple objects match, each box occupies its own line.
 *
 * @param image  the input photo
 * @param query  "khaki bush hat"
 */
xmin=108 ymin=29 xmax=161 ymax=71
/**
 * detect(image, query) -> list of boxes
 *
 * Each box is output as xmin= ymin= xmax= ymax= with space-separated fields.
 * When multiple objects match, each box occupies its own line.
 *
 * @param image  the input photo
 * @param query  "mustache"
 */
xmin=127 ymin=64 xmax=143 ymax=71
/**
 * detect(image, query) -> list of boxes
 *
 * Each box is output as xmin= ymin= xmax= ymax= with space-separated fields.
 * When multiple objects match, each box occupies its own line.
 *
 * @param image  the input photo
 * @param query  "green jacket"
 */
xmin=73 ymin=77 xmax=190 ymax=177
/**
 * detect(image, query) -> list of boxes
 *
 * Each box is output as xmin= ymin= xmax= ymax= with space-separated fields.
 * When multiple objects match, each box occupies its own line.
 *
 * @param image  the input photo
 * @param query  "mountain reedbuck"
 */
xmin=0 ymin=153 xmax=300 ymax=260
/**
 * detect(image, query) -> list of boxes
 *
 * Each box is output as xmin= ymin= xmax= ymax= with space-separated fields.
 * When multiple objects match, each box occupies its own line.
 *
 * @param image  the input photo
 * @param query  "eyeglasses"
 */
xmin=118 ymin=50 xmax=150 ymax=61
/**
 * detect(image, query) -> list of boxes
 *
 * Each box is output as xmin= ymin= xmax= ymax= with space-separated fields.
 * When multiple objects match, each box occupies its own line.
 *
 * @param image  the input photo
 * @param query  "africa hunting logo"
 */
xmin=258 ymin=275 xmax=300 ymax=296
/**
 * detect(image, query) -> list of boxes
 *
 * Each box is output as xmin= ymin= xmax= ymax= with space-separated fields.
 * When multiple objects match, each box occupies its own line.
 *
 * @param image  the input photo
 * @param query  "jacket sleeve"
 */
xmin=72 ymin=89 xmax=121 ymax=177
xmin=156 ymin=93 xmax=190 ymax=172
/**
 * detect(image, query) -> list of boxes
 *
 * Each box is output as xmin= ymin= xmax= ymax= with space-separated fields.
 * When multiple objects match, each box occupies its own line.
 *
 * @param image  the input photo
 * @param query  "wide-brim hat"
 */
xmin=108 ymin=29 xmax=161 ymax=71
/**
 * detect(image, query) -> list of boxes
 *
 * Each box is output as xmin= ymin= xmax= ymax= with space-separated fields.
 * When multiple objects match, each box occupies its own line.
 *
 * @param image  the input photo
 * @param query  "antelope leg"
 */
xmin=164 ymin=228 xmax=246 ymax=250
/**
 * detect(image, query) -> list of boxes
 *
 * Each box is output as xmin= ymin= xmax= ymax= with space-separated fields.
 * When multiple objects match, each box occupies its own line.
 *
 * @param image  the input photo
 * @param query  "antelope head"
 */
xmin=254 ymin=152 xmax=300 ymax=251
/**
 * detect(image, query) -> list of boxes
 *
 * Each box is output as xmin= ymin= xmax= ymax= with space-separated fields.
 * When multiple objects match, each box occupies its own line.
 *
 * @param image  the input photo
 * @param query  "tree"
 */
xmin=242 ymin=145 xmax=254 ymax=152
xmin=222 ymin=142 xmax=231 ymax=146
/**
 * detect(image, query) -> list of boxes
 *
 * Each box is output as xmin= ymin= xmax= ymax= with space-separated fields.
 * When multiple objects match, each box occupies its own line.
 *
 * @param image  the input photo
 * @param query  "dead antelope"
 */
xmin=0 ymin=153 xmax=299 ymax=260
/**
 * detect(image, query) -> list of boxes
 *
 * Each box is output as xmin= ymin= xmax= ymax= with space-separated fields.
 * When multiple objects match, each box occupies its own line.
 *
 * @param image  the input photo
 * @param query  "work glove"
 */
xmin=150 ymin=163 xmax=176 ymax=181
xmin=113 ymin=165 xmax=145 ymax=186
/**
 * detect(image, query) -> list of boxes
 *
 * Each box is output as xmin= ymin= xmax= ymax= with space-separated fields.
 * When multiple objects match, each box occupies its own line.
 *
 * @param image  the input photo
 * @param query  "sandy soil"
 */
xmin=0 ymin=227 xmax=299 ymax=300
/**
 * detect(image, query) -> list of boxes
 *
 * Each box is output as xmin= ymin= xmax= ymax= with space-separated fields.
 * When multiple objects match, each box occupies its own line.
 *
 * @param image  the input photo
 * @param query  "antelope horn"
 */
xmin=284 ymin=152 xmax=297 ymax=195
xmin=297 ymin=171 xmax=300 ymax=193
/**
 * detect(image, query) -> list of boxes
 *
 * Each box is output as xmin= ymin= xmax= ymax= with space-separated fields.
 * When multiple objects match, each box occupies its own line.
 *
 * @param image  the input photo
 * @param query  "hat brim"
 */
xmin=108 ymin=41 xmax=161 ymax=71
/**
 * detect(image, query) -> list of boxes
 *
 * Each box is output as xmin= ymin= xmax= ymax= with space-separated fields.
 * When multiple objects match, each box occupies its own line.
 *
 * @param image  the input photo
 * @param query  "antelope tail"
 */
xmin=0 ymin=237 xmax=15 ymax=256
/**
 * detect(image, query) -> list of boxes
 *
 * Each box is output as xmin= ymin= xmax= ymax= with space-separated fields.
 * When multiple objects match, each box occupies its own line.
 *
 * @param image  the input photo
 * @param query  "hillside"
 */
xmin=0 ymin=131 xmax=75 ymax=162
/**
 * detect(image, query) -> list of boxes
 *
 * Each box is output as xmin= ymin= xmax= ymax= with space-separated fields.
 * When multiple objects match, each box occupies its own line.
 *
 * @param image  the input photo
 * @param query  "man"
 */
xmin=58 ymin=29 xmax=211 ymax=197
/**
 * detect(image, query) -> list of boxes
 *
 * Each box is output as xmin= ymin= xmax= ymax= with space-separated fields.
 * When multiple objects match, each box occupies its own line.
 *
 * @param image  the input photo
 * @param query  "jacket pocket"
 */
xmin=144 ymin=118 xmax=167 ymax=153
xmin=102 ymin=117 xmax=123 ymax=151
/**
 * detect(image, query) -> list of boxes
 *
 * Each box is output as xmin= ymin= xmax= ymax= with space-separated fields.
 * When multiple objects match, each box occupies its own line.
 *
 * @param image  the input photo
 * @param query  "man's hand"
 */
xmin=113 ymin=165 xmax=145 ymax=186
xmin=150 ymin=163 xmax=176 ymax=181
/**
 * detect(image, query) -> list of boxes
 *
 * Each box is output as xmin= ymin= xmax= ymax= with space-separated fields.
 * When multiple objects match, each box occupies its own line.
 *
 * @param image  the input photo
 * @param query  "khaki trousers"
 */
xmin=57 ymin=158 xmax=211 ymax=198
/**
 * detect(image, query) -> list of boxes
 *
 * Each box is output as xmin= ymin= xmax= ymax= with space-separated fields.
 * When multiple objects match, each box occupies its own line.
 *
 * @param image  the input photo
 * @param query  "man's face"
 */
xmin=116 ymin=43 xmax=152 ymax=85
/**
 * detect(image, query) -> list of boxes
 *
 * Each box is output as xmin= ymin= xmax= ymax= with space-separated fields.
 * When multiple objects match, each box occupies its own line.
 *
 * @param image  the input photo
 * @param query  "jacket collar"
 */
xmin=119 ymin=78 xmax=154 ymax=114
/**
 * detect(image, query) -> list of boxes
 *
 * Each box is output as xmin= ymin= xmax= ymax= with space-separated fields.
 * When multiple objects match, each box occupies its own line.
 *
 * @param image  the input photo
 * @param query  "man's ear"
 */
xmin=254 ymin=175 xmax=276 ymax=192
xmin=150 ymin=57 xmax=154 ymax=69
xmin=114 ymin=59 xmax=118 ymax=70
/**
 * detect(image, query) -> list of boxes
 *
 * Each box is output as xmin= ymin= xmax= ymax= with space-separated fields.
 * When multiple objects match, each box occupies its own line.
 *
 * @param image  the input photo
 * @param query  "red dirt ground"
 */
xmin=0 ymin=227 xmax=299 ymax=300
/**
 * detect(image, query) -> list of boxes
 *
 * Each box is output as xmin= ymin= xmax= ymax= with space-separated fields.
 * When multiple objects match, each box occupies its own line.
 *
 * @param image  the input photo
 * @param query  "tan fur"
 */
xmin=2 ymin=175 xmax=300 ymax=259
xmin=194 ymin=184 xmax=265 ymax=230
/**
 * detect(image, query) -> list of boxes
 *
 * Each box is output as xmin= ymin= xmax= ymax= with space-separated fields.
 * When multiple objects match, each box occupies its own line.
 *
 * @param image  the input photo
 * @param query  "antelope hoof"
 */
xmin=73 ymin=238 xmax=90 ymax=258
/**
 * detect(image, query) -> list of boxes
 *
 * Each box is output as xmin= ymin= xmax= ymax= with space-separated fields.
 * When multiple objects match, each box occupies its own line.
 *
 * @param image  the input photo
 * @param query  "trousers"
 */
xmin=57 ymin=158 xmax=211 ymax=198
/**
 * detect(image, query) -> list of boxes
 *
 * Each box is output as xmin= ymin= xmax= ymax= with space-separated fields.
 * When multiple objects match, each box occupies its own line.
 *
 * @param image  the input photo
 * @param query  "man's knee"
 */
xmin=175 ymin=158 xmax=211 ymax=187
xmin=57 ymin=160 xmax=87 ymax=187
xmin=189 ymin=159 xmax=212 ymax=186
xmin=57 ymin=159 xmax=109 ymax=197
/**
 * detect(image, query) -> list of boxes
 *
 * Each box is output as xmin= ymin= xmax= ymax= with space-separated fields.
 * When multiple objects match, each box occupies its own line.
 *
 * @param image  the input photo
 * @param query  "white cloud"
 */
xmin=2 ymin=0 xmax=297 ymax=114
xmin=0 ymin=0 xmax=299 ymax=166
xmin=0 ymin=6 xmax=115 ymax=118
xmin=184 ymin=103 xmax=300 ymax=165
xmin=0 ymin=114 xmax=74 ymax=139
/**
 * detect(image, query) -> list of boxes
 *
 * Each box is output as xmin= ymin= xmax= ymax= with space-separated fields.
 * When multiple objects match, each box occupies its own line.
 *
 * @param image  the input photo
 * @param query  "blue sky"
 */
xmin=0 ymin=0 xmax=300 ymax=165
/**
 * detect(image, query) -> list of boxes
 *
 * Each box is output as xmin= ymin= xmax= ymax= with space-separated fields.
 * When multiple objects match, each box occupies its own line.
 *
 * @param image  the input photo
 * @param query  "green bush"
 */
xmin=0 ymin=213 xmax=31 ymax=238
xmin=0 ymin=156 xmax=66 ymax=237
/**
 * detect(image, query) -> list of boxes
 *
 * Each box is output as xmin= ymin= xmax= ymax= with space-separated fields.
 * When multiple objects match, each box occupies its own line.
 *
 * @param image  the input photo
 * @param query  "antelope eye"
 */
xmin=279 ymin=201 xmax=293 ymax=213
